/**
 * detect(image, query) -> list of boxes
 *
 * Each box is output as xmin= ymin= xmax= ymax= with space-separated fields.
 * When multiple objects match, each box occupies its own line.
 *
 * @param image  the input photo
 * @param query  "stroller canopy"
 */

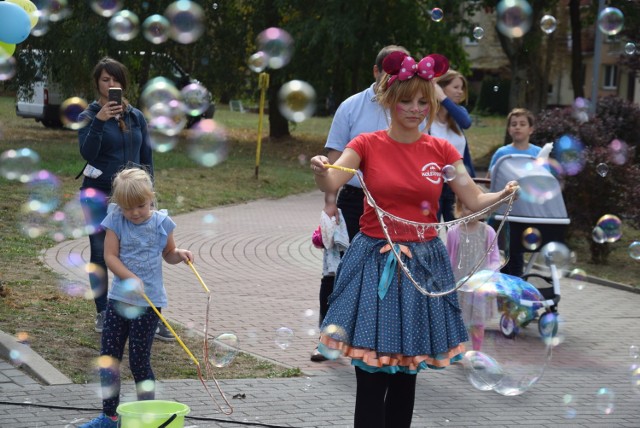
xmin=490 ymin=154 xmax=569 ymax=224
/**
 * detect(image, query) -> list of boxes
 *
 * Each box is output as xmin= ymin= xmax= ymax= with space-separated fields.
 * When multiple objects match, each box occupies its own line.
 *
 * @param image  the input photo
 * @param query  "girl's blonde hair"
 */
xmin=111 ymin=168 xmax=155 ymax=209
xmin=376 ymin=74 xmax=439 ymax=132
xmin=435 ymin=70 xmax=468 ymax=136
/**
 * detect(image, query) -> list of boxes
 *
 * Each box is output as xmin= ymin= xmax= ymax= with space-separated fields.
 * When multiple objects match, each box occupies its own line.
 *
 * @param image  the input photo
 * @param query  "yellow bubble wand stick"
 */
xmin=188 ymin=260 xmax=210 ymax=293
xmin=324 ymin=164 xmax=357 ymax=174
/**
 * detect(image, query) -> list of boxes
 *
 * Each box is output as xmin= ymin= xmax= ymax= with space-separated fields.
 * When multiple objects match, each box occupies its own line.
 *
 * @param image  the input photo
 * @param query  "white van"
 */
xmin=15 ymin=51 xmax=65 ymax=127
xmin=15 ymin=50 xmax=214 ymax=128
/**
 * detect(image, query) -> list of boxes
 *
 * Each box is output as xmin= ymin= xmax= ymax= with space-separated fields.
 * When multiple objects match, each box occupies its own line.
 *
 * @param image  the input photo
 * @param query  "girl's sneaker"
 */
xmin=79 ymin=414 xmax=118 ymax=428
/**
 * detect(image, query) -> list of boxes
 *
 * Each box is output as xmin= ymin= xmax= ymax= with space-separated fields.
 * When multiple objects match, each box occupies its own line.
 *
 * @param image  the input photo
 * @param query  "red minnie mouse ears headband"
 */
xmin=382 ymin=51 xmax=449 ymax=88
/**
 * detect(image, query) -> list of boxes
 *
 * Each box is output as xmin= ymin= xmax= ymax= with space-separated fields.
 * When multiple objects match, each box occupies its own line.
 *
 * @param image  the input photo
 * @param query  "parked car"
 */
xmin=15 ymin=50 xmax=214 ymax=128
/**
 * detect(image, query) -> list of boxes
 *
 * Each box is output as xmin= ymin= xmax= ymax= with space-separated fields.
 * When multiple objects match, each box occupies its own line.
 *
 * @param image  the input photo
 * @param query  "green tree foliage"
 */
xmin=13 ymin=1 xmax=477 ymax=137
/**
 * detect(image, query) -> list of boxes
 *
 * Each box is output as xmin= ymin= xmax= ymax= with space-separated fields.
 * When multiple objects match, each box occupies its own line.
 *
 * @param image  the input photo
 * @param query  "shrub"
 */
xmin=534 ymin=96 xmax=640 ymax=264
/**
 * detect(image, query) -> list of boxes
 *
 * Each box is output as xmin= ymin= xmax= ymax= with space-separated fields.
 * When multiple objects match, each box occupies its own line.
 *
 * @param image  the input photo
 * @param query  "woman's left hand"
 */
xmin=502 ymin=180 xmax=520 ymax=199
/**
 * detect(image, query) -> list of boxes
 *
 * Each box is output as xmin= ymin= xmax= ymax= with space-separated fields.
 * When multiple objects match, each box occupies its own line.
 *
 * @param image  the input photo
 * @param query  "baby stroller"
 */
xmin=489 ymin=154 xmax=570 ymax=339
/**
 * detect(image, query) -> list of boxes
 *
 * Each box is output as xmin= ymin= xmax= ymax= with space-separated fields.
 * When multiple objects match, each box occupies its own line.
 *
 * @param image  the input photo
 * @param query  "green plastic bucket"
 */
xmin=116 ymin=400 xmax=190 ymax=428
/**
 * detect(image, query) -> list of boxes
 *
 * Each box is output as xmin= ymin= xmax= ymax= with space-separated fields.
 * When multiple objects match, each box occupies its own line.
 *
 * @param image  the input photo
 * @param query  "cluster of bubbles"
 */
xmin=248 ymin=27 xmax=294 ymax=72
xmin=246 ymin=27 xmax=318 ymax=124
xmin=138 ymin=76 xmax=226 ymax=165
xmin=97 ymin=1 xmax=205 ymax=45
xmin=0 ymin=147 xmax=111 ymax=243
xmin=592 ymin=214 xmax=622 ymax=244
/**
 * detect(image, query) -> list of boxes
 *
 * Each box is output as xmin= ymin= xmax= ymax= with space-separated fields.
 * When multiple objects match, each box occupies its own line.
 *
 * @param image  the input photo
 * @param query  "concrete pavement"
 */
xmin=1 ymin=190 xmax=639 ymax=427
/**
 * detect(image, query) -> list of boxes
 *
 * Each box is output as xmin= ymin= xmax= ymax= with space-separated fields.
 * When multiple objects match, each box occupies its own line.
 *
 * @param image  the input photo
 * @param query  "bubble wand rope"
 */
xmin=139 ymin=288 xmax=233 ymax=415
xmin=185 ymin=261 xmax=234 ymax=414
xmin=324 ymin=164 xmax=516 ymax=296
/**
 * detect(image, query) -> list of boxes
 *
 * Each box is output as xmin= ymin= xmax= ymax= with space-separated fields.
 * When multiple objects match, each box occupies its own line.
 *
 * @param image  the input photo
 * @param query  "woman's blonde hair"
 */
xmin=435 ymin=69 xmax=468 ymax=136
xmin=376 ymin=75 xmax=439 ymax=131
xmin=111 ymin=168 xmax=155 ymax=210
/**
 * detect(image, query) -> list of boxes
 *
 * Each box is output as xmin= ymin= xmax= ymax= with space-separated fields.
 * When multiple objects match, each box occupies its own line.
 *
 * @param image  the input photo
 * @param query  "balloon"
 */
xmin=0 ymin=2 xmax=32 ymax=44
xmin=7 ymin=0 xmax=39 ymax=29
xmin=0 ymin=42 xmax=16 ymax=59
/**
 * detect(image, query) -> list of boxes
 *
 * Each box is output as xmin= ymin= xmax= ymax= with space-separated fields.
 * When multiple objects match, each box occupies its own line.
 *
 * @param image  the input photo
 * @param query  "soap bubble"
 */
xmin=595 ymin=163 xmax=608 ymax=177
xmin=60 ymin=97 xmax=89 ymax=130
xmin=275 ymin=327 xmax=294 ymax=350
xmin=442 ymin=164 xmax=457 ymax=182
xmin=430 ymin=8 xmax=444 ymax=22
xmin=540 ymin=241 xmax=571 ymax=268
xmin=473 ymin=26 xmax=485 ymax=40
xmin=496 ymin=0 xmax=532 ymax=38
xmin=521 ymin=227 xmax=542 ymax=250
xmin=142 ymin=14 xmax=170 ymax=44
xmin=595 ymin=388 xmax=615 ymax=414
xmin=540 ymin=15 xmax=557 ymax=34
xmin=247 ymin=51 xmax=268 ymax=73
xmin=0 ymin=56 xmax=17 ymax=81
xmin=597 ymin=7 xmax=624 ymax=36
xmin=187 ymin=119 xmax=228 ymax=167
xmin=607 ymin=139 xmax=628 ymax=165
xmin=318 ymin=324 xmax=349 ymax=360
xmin=209 ymin=333 xmax=239 ymax=368
xmin=26 ymin=170 xmax=60 ymax=214
xmin=555 ymin=134 xmax=585 ymax=176
xmin=140 ymin=77 xmax=181 ymax=116
xmin=165 ymin=0 xmax=205 ymax=44
xmin=0 ymin=148 xmax=40 ymax=182
xmin=180 ymin=82 xmax=211 ymax=116
xmin=256 ymin=27 xmax=294 ymax=69
xmin=629 ymin=242 xmax=640 ymax=260
xmin=89 ymin=0 xmax=123 ymax=17
xmin=108 ymin=10 xmax=139 ymax=41
xmin=278 ymin=80 xmax=316 ymax=123
xmin=595 ymin=214 xmax=622 ymax=243
xmin=624 ymin=42 xmax=636 ymax=55
xmin=460 ymin=272 xmax=553 ymax=395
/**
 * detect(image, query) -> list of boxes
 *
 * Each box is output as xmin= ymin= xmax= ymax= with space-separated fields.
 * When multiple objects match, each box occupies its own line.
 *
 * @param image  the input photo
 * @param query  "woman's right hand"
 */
xmin=310 ymin=155 xmax=329 ymax=176
xmin=96 ymin=101 xmax=122 ymax=121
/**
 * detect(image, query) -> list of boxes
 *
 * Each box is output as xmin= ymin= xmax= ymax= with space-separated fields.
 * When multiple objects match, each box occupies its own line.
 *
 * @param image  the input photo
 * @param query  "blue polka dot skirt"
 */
xmin=319 ymin=233 xmax=469 ymax=374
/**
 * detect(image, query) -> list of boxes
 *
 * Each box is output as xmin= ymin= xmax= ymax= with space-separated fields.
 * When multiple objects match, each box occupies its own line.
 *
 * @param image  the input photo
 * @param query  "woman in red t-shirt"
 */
xmin=310 ymin=51 xmax=518 ymax=428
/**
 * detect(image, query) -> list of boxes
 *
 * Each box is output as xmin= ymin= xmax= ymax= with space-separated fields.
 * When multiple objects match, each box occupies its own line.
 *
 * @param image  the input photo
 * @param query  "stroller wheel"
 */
xmin=538 ymin=312 xmax=559 ymax=338
xmin=500 ymin=314 xmax=519 ymax=339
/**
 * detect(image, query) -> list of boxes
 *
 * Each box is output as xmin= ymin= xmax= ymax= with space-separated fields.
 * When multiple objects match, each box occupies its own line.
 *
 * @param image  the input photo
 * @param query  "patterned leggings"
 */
xmin=100 ymin=300 xmax=159 ymax=416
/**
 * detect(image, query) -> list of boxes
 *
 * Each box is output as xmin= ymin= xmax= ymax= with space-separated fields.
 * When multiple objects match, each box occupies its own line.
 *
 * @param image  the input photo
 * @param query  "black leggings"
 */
xmin=354 ymin=367 xmax=417 ymax=428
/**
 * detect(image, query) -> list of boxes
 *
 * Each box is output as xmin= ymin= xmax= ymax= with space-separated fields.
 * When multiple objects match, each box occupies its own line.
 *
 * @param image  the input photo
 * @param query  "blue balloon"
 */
xmin=0 ymin=2 xmax=32 ymax=44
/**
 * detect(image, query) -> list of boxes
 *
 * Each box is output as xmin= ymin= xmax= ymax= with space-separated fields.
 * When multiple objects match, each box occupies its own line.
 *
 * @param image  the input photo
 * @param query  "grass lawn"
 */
xmin=0 ymin=95 xmax=637 ymax=383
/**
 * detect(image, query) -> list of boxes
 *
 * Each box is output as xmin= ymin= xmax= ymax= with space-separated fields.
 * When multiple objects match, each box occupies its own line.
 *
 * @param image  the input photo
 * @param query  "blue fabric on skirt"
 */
xmin=320 ymin=232 xmax=469 ymax=372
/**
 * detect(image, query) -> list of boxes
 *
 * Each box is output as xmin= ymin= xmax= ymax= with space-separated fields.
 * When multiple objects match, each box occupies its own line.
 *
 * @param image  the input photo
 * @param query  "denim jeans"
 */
xmin=81 ymin=188 xmax=109 ymax=313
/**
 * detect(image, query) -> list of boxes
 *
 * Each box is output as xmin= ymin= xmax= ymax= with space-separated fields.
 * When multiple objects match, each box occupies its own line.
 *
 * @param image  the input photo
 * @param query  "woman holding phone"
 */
xmin=77 ymin=57 xmax=164 ymax=338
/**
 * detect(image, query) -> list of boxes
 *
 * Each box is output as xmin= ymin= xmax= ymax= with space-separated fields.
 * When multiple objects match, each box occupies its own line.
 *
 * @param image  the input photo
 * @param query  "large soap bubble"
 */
xmin=278 ymin=80 xmax=316 ymax=123
xmin=496 ymin=0 xmax=532 ymax=38
xmin=597 ymin=7 xmax=624 ymax=36
xmin=459 ymin=272 xmax=554 ymax=396
xmin=165 ymin=0 xmax=205 ymax=44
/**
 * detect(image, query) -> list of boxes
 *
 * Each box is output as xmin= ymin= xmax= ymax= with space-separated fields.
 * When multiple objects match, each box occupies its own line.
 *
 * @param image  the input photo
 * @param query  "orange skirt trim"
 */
xmin=319 ymin=335 xmax=465 ymax=371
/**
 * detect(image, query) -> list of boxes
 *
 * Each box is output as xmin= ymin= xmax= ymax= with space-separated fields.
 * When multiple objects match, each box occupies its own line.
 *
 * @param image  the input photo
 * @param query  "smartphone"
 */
xmin=108 ymin=87 xmax=122 ymax=106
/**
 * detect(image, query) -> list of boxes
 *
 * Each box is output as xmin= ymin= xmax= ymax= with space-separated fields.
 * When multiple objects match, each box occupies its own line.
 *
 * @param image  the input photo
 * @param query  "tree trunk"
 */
xmin=268 ymin=76 xmax=290 ymax=139
xmin=569 ymin=0 xmax=585 ymax=98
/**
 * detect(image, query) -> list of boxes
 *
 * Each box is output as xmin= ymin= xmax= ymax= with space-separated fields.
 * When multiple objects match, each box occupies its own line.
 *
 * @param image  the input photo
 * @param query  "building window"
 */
xmin=603 ymin=65 xmax=618 ymax=89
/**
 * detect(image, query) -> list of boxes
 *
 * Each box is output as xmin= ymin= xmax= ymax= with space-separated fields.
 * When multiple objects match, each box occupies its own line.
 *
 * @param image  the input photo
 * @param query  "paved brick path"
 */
xmin=1 ymin=190 xmax=639 ymax=427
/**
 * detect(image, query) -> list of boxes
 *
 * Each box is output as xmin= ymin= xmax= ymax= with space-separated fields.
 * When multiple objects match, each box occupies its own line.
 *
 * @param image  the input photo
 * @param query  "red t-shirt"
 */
xmin=347 ymin=130 xmax=461 ymax=241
